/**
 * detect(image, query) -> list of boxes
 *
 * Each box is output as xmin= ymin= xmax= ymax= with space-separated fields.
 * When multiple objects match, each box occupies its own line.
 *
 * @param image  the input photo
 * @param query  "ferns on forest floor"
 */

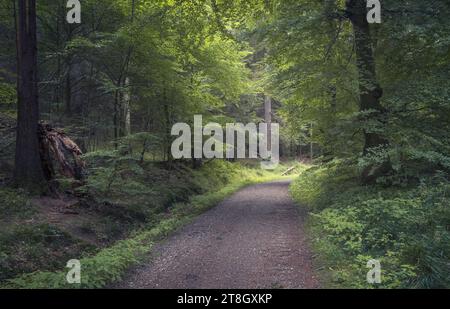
xmin=290 ymin=161 xmax=450 ymax=288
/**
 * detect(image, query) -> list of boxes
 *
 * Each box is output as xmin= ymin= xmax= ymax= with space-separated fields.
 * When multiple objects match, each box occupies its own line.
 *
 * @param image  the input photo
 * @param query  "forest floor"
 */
xmin=1 ymin=158 xmax=306 ymax=288
xmin=114 ymin=180 xmax=319 ymax=289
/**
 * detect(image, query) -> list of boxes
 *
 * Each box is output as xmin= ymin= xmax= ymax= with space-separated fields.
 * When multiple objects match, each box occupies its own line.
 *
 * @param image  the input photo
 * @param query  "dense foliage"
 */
xmin=0 ymin=0 xmax=448 ymax=289
xmin=291 ymin=162 xmax=450 ymax=288
xmin=257 ymin=0 xmax=450 ymax=288
xmin=263 ymin=0 xmax=450 ymax=175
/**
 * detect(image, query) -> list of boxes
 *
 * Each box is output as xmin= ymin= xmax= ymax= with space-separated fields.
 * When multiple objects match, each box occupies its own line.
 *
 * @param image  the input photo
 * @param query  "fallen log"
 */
xmin=281 ymin=166 xmax=296 ymax=176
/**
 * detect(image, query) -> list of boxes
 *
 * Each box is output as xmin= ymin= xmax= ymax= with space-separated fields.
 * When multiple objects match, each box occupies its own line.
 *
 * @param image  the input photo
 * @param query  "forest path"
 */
xmin=115 ymin=180 xmax=319 ymax=289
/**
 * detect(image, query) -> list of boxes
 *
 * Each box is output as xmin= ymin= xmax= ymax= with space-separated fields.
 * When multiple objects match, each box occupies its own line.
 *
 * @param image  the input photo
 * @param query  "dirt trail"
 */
xmin=115 ymin=180 xmax=319 ymax=289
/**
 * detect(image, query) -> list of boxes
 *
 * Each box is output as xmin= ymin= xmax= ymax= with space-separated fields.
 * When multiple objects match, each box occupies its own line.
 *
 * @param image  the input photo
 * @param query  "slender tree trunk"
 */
xmin=122 ymin=77 xmax=131 ymax=135
xmin=264 ymin=95 xmax=272 ymax=151
xmin=113 ymin=89 xmax=119 ymax=149
xmin=64 ymin=19 xmax=74 ymax=116
xmin=310 ymin=122 xmax=314 ymax=160
xmin=54 ymin=1 xmax=62 ymax=120
xmin=14 ymin=0 xmax=46 ymax=191
xmin=163 ymin=87 xmax=172 ymax=163
xmin=65 ymin=61 xmax=72 ymax=115
xmin=120 ymin=0 xmax=136 ymax=137
xmin=12 ymin=0 xmax=19 ymax=88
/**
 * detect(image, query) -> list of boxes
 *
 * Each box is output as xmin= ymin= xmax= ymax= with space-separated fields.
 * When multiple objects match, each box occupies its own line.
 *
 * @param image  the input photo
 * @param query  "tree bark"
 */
xmin=113 ymin=88 xmax=119 ymax=149
xmin=38 ymin=123 xmax=85 ymax=181
xmin=122 ymin=77 xmax=131 ymax=136
xmin=163 ymin=87 xmax=172 ymax=163
xmin=346 ymin=0 xmax=388 ymax=152
xmin=14 ymin=0 xmax=47 ymax=191
xmin=346 ymin=0 xmax=390 ymax=183
xmin=121 ymin=0 xmax=136 ymax=137
xmin=65 ymin=61 xmax=72 ymax=115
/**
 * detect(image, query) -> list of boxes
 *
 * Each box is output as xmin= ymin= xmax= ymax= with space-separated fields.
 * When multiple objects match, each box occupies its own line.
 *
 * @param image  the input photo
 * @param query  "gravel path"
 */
xmin=115 ymin=180 xmax=319 ymax=289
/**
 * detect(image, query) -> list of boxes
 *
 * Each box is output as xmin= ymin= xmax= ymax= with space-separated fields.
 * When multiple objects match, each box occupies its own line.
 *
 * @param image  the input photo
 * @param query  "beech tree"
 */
xmin=345 ymin=0 xmax=390 ymax=183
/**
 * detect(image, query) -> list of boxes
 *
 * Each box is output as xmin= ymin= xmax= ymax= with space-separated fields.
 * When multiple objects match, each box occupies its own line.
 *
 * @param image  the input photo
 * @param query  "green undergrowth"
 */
xmin=1 ymin=155 xmax=292 ymax=289
xmin=0 ymin=188 xmax=34 ymax=219
xmin=0 ymin=188 xmax=99 ymax=283
xmin=290 ymin=160 xmax=450 ymax=288
xmin=78 ymin=151 xmax=292 ymax=221
xmin=0 ymin=224 xmax=96 ymax=283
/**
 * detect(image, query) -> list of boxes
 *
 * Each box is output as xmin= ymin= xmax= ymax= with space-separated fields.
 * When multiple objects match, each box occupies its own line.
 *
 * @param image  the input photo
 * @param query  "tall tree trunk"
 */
xmin=12 ymin=0 xmax=19 ymax=88
xmin=119 ymin=0 xmax=136 ymax=137
xmin=65 ymin=60 xmax=72 ymax=115
xmin=347 ymin=0 xmax=388 ymax=152
xmin=113 ymin=89 xmax=119 ymax=149
xmin=64 ymin=18 xmax=74 ymax=116
xmin=14 ymin=0 xmax=46 ymax=191
xmin=163 ymin=87 xmax=172 ymax=163
xmin=310 ymin=122 xmax=314 ymax=160
xmin=346 ymin=0 xmax=390 ymax=183
xmin=54 ymin=6 xmax=62 ymax=119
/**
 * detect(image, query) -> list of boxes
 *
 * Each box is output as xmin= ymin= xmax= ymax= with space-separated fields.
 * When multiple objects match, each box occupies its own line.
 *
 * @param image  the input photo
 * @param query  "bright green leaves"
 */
xmin=0 ymin=82 xmax=16 ymax=107
xmin=291 ymin=162 xmax=450 ymax=288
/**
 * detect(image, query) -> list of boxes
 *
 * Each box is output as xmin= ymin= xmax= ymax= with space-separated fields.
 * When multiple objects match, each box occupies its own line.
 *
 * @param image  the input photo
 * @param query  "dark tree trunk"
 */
xmin=113 ymin=89 xmax=119 ymax=149
xmin=65 ymin=61 xmax=72 ymax=116
xmin=14 ymin=0 xmax=46 ymax=191
xmin=346 ymin=0 xmax=390 ymax=183
xmin=163 ymin=87 xmax=172 ymax=163
xmin=53 ymin=1 xmax=63 ymax=120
